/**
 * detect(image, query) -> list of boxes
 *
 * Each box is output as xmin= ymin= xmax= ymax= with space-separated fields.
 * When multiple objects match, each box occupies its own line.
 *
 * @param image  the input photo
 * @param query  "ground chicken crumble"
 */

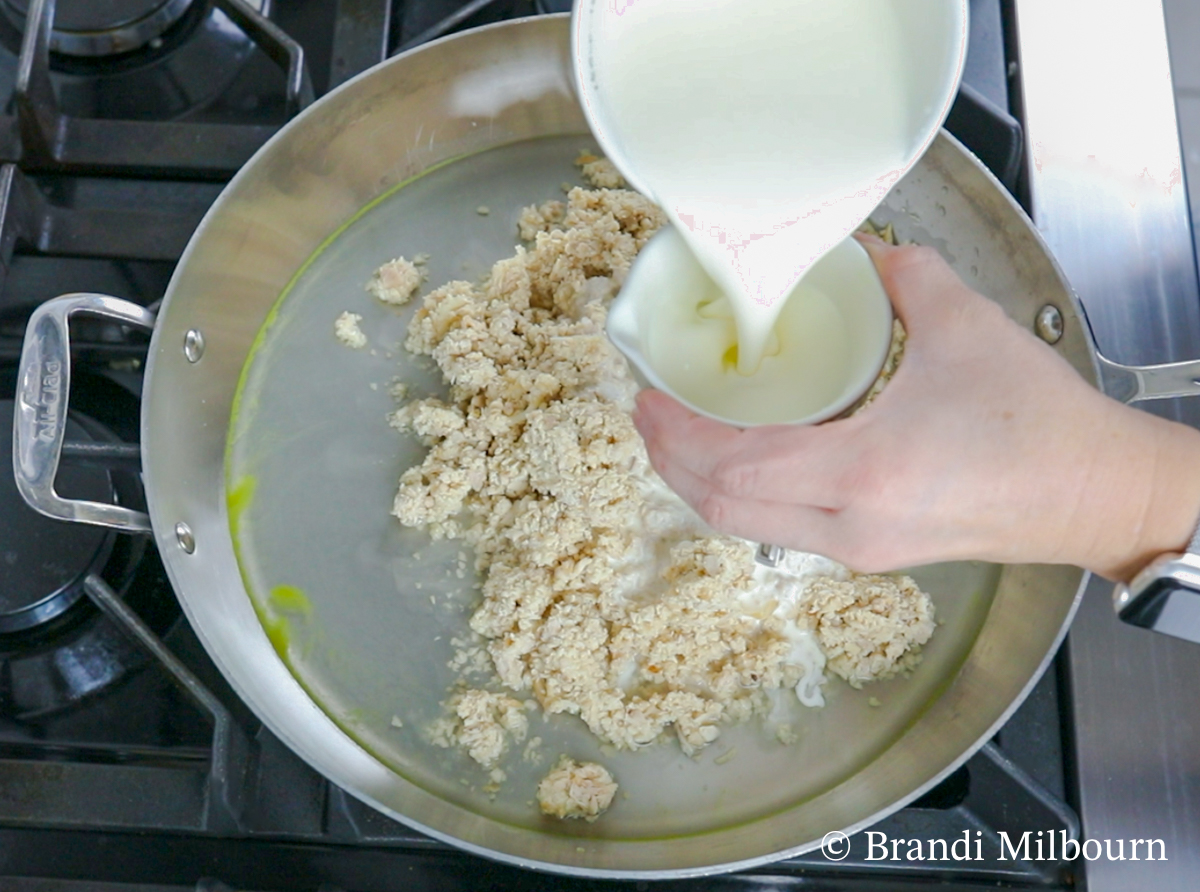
xmin=379 ymin=159 xmax=934 ymax=817
xmin=426 ymin=689 xmax=530 ymax=768
xmin=334 ymin=311 xmax=367 ymax=349
xmin=574 ymin=151 xmax=626 ymax=189
xmin=804 ymin=575 xmax=936 ymax=688
xmin=536 ymin=757 xmax=618 ymax=821
xmin=368 ymin=255 xmax=425 ymax=306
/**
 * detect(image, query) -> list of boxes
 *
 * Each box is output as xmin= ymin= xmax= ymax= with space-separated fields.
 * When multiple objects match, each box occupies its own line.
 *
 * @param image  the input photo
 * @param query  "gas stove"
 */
xmin=1 ymin=1 xmax=1195 ymax=890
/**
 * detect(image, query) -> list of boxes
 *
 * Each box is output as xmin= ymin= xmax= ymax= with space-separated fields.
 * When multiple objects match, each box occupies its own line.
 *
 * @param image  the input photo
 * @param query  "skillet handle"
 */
xmin=14 ymin=293 xmax=156 ymax=533
xmin=1095 ymin=352 xmax=1200 ymax=405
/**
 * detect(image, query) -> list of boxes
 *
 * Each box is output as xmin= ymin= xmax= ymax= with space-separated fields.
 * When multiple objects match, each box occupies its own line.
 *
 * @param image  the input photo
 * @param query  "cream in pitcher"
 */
xmin=573 ymin=0 xmax=967 ymax=424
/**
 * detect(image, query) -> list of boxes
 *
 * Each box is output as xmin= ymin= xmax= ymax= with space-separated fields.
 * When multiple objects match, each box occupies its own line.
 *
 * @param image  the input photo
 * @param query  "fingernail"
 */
xmin=632 ymin=408 xmax=648 ymax=434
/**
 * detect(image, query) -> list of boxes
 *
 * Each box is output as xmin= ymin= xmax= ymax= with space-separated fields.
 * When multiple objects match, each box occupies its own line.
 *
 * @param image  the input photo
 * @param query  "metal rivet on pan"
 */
xmin=183 ymin=329 xmax=205 ymax=362
xmin=1035 ymin=305 xmax=1064 ymax=344
xmin=756 ymin=543 xmax=784 ymax=567
xmin=175 ymin=522 xmax=196 ymax=554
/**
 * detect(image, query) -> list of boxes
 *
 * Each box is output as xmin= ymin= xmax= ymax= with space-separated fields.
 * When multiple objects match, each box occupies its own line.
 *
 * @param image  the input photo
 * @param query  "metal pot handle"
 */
xmin=1096 ymin=353 xmax=1200 ymax=405
xmin=14 ymin=293 xmax=155 ymax=533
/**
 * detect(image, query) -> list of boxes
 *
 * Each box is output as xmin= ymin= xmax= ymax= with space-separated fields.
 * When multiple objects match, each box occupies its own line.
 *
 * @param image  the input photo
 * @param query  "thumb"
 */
xmin=855 ymin=236 xmax=968 ymax=330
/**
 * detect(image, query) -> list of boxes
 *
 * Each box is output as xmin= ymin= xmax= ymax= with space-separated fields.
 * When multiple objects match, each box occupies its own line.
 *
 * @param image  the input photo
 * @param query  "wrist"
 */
xmin=1081 ymin=410 xmax=1200 ymax=582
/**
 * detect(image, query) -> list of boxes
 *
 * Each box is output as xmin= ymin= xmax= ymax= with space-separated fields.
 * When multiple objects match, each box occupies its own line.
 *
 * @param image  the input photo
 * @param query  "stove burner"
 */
xmin=0 ymin=400 xmax=116 ymax=633
xmin=0 ymin=0 xmax=273 ymax=124
xmin=1 ymin=0 xmax=196 ymax=57
xmin=0 ymin=368 xmax=179 ymax=719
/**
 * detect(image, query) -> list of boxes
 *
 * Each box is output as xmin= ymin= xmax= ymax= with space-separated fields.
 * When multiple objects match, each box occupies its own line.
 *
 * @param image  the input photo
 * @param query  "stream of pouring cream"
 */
xmin=589 ymin=0 xmax=930 ymax=373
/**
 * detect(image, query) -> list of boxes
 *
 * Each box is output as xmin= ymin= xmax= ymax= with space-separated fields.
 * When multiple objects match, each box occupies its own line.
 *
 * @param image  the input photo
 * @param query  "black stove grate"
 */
xmin=0 ymin=0 xmax=310 ymax=177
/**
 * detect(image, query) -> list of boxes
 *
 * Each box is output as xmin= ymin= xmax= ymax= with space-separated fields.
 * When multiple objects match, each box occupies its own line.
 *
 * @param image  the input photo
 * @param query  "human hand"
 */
xmin=631 ymin=236 xmax=1200 ymax=581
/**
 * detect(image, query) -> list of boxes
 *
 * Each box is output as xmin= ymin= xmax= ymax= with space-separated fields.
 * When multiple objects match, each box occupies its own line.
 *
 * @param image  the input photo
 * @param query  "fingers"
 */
xmin=640 ymin=430 xmax=932 ymax=573
xmin=856 ymin=237 xmax=975 ymax=331
xmin=853 ymin=230 xmax=886 ymax=247
xmin=633 ymin=390 xmax=858 ymax=509
xmin=638 ymin=441 xmax=845 ymax=556
xmin=632 ymin=390 xmax=745 ymax=483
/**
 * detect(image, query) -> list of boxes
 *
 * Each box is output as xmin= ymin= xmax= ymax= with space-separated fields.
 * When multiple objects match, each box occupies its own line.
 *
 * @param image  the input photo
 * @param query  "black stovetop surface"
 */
xmin=0 ymin=2 xmax=1080 ymax=889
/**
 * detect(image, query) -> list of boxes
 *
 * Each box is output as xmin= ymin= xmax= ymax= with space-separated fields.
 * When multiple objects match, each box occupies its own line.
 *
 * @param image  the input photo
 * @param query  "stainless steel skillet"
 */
xmin=12 ymin=12 xmax=1196 ymax=879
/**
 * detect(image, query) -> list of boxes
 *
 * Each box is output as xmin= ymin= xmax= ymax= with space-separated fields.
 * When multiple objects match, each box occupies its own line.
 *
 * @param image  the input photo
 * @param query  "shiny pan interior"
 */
xmin=139 ymin=14 xmax=1090 ymax=877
